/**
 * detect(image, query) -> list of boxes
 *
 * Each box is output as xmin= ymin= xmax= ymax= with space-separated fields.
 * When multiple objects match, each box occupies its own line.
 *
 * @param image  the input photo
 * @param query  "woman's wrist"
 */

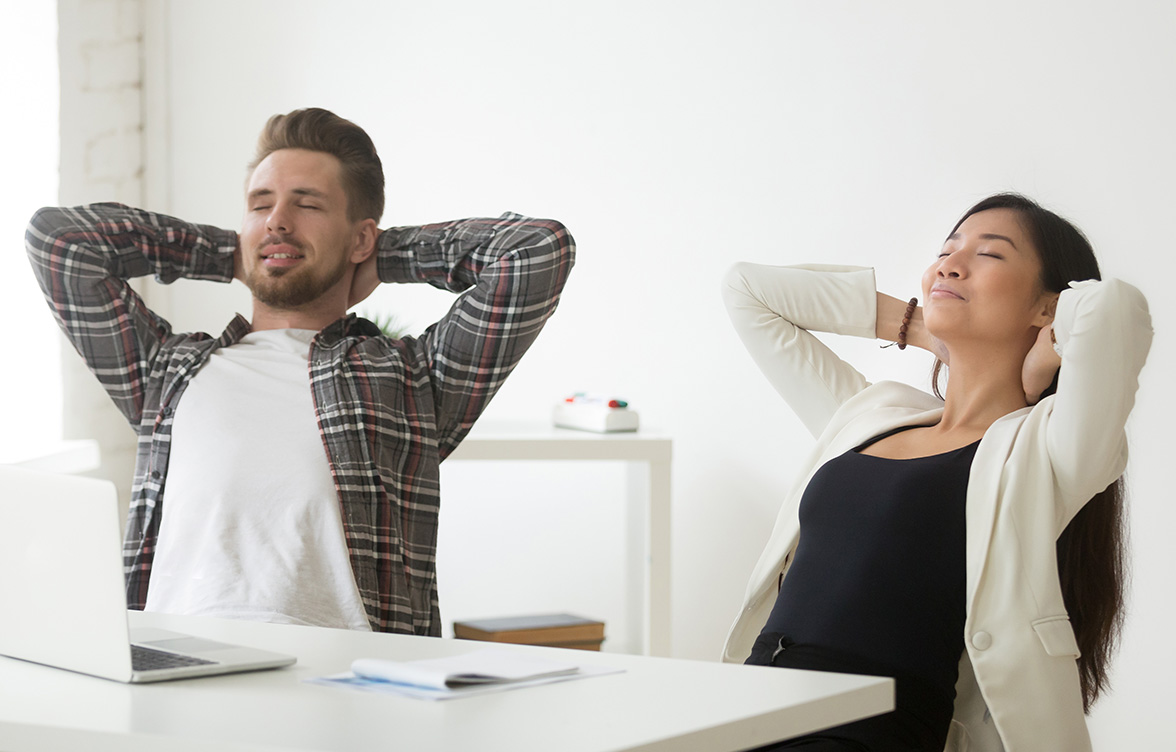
xmin=896 ymin=298 xmax=917 ymax=349
xmin=876 ymin=293 xmax=938 ymax=354
xmin=876 ymin=292 xmax=915 ymax=343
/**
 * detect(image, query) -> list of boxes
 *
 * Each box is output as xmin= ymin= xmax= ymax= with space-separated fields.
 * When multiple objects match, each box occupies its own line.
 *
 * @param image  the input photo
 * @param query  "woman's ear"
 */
xmin=1033 ymin=292 xmax=1060 ymax=327
xmin=350 ymin=219 xmax=379 ymax=264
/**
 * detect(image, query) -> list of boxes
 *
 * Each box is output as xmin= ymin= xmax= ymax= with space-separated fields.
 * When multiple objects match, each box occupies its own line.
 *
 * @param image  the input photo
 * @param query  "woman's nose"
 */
xmin=938 ymin=253 xmax=966 ymax=278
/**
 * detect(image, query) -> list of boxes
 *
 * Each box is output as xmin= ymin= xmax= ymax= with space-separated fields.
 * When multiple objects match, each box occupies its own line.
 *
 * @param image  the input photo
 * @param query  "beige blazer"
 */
xmin=720 ymin=263 xmax=1152 ymax=752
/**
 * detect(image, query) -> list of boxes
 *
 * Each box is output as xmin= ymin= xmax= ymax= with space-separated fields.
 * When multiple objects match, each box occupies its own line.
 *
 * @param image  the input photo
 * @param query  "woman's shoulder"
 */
xmin=819 ymin=380 xmax=945 ymax=441
xmin=849 ymin=380 xmax=943 ymax=410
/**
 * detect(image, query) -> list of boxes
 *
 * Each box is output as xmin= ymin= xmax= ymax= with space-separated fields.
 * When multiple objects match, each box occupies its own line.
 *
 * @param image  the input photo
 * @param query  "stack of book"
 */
xmin=453 ymin=614 xmax=606 ymax=651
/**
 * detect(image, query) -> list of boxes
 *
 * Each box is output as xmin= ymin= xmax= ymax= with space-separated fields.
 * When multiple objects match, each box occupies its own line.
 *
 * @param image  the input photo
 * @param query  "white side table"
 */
xmin=0 ymin=439 xmax=100 ymax=474
xmin=447 ymin=421 xmax=672 ymax=656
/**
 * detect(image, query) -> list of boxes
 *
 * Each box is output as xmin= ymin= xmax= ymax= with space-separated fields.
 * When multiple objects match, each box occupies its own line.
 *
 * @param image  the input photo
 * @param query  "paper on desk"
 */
xmin=308 ymin=648 xmax=623 ymax=700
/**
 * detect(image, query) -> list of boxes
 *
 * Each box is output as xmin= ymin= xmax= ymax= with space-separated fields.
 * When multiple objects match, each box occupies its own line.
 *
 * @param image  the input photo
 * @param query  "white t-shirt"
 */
xmin=144 ymin=329 xmax=372 ymax=631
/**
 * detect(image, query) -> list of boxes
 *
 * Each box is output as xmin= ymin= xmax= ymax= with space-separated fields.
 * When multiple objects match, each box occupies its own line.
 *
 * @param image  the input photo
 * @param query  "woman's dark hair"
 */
xmin=933 ymin=193 xmax=1127 ymax=712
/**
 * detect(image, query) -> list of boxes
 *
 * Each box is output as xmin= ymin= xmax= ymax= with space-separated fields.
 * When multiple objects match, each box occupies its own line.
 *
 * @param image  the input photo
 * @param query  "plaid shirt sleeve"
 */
xmin=25 ymin=203 xmax=240 ymax=425
xmin=375 ymin=212 xmax=575 ymax=455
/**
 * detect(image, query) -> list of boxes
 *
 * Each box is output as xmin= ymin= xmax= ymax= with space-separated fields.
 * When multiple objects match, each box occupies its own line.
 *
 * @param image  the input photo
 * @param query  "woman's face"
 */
xmin=921 ymin=208 xmax=1057 ymax=347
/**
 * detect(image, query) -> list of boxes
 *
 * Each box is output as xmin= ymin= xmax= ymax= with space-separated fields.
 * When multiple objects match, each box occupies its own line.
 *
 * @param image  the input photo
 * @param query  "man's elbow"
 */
xmin=25 ymin=206 xmax=67 ymax=262
xmin=527 ymin=218 xmax=576 ymax=287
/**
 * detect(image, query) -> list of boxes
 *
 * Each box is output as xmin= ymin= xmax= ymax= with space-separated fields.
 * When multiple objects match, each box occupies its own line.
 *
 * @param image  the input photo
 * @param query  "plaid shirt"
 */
xmin=26 ymin=203 xmax=574 ymax=635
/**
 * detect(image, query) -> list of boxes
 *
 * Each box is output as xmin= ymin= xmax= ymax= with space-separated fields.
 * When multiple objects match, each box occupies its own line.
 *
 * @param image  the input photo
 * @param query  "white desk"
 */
xmin=447 ymin=421 xmax=672 ymax=656
xmin=0 ymin=612 xmax=893 ymax=752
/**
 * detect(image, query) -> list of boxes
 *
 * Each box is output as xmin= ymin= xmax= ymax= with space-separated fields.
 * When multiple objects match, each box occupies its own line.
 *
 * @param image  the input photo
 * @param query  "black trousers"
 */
xmin=742 ymin=633 xmax=950 ymax=752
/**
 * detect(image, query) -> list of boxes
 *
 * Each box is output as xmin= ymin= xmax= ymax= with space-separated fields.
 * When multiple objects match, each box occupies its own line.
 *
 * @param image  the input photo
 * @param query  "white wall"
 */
xmin=137 ymin=0 xmax=1172 ymax=745
xmin=0 ymin=4 xmax=60 ymax=456
xmin=48 ymin=0 xmax=146 ymax=517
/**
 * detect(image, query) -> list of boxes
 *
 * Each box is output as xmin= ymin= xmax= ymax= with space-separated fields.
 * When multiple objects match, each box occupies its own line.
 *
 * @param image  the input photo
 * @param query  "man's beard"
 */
xmin=245 ymin=243 xmax=351 ymax=310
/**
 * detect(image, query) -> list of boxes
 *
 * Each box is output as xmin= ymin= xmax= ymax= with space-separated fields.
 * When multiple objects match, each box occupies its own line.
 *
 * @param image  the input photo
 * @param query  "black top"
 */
xmin=760 ymin=427 xmax=977 ymax=740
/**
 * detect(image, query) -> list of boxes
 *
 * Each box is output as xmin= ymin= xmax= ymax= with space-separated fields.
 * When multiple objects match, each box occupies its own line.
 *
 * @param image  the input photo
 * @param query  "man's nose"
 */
xmin=266 ymin=203 xmax=291 ymax=234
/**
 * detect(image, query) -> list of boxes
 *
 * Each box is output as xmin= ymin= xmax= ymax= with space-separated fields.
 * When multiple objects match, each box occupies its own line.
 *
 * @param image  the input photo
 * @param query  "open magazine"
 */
xmin=309 ymin=648 xmax=622 ymax=700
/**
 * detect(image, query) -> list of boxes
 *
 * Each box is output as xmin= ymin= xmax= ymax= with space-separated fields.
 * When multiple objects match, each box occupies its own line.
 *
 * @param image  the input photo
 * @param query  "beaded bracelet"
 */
xmin=897 ymin=297 xmax=917 ymax=350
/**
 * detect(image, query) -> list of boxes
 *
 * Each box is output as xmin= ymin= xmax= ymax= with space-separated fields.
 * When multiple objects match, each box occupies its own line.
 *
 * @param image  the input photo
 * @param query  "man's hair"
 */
xmin=248 ymin=107 xmax=385 ymax=223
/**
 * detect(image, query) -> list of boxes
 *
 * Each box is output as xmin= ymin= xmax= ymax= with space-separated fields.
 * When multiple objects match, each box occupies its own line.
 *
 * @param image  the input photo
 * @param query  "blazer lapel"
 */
xmin=963 ymin=407 xmax=1030 ymax=615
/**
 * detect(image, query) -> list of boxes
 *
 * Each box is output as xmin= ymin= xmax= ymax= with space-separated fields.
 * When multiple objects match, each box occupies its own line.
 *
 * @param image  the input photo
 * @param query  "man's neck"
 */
xmin=250 ymin=299 xmax=348 ymax=332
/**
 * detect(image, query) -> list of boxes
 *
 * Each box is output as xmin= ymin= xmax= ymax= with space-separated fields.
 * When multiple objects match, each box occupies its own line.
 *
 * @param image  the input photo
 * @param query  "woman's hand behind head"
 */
xmin=1022 ymin=323 xmax=1062 ymax=405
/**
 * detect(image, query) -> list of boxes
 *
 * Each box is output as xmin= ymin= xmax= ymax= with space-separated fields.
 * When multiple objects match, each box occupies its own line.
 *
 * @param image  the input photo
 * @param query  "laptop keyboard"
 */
xmin=132 ymin=644 xmax=216 ymax=671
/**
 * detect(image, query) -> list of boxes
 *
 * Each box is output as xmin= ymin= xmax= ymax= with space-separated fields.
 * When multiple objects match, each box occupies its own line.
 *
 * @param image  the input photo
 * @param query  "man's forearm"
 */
xmin=26 ymin=203 xmax=239 ymax=289
xmin=25 ymin=203 xmax=240 ymax=426
xmin=373 ymin=212 xmax=573 ymax=294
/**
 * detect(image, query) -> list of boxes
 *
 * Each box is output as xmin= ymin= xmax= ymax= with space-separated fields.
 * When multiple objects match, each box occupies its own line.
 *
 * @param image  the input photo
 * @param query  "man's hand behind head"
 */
xmin=348 ymin=242 xmax=381 ymax=310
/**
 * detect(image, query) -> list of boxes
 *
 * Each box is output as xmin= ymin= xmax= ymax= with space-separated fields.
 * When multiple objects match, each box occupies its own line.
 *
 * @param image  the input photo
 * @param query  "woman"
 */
xmin=721 ymin=194 xmax=1152 ymax=751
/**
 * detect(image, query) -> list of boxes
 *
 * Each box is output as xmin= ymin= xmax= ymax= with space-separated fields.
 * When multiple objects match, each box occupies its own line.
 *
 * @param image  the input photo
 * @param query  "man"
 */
xmin=26 ymin=108 xmax=575 ymax=635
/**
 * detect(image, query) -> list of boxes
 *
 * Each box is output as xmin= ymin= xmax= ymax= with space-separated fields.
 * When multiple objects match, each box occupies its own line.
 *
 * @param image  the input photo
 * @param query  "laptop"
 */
xmin=0 ymin=464 xmax=296 ymax=682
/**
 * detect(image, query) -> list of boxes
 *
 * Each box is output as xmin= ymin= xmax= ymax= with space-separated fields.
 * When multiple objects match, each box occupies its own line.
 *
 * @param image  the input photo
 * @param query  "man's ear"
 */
xmin=350 ymin=219 xmax=379 ymax=264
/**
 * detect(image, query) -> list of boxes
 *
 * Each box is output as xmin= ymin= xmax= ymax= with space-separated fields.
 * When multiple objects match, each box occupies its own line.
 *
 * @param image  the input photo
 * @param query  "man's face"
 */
xmin=241 ymin=148 xmax=360 ymax=310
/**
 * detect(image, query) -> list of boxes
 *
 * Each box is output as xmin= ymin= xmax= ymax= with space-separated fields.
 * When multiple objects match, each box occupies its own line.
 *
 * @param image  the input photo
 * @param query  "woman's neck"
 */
xmin=937 ymin=347 xmax=1031 ymax=434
